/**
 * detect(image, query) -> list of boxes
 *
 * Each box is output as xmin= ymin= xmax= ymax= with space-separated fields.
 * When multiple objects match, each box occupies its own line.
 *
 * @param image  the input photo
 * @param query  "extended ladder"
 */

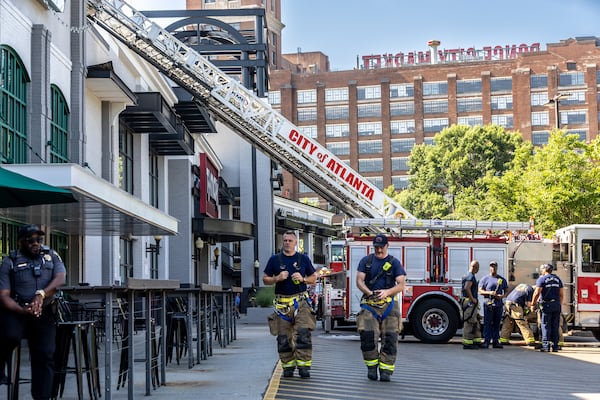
xmin=85 ymin=0 xmax=415 ymax=219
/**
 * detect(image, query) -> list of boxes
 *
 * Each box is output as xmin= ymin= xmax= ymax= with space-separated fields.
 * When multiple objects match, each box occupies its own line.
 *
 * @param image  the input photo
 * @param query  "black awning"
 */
xmin=121 ymin=92 xmax=178 ymax=134
xmin=148 ymin=122 xmax=194 ymax=156
xmin=173 ymin=87 xmax=217 ymax=134
xmin=192 ymin=217 xmax=254 ymax=243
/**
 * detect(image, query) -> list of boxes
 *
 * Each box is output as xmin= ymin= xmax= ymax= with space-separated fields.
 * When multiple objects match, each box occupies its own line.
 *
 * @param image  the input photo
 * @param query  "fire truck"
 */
xmin=86 ymin=1 xmax=600 ymax=344
xmin=321 ymin=219 xmax=600 ymax=344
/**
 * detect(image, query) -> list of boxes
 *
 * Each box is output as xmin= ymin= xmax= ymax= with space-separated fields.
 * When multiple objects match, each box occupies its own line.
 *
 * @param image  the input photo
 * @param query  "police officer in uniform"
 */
xmin=531 ymin=263 xmax=564 ymax=352
xmin=0 ymin=224 xmax=66 ymax=400
xmin=356 ymin=234 xmax=406 ymax=382
xmin=478 ymin=261 xmax=507 ymax=348
xmin=264 ymin=230 xmax=317 ymax=379
xmin=461 ymin=260 xmax=482 ymax=349
xmin=499 ymin=283 xmax=537 ymax=346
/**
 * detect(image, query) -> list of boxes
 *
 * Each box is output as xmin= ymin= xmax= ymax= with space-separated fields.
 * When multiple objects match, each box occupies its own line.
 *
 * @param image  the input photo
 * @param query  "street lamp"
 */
xmin=544 ymin=93 xmax=570 ymax=129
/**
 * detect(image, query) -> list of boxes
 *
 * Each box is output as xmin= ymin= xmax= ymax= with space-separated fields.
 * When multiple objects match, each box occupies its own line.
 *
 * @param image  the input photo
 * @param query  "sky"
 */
xmin=128 ymin=0 xmax=600 ymax=71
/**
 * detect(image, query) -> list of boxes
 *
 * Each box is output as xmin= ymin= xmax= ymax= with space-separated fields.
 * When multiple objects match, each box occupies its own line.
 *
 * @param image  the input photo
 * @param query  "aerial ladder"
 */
xmin=344 ymin=218 xmax=531 ymax=233
xmin=85 ymin=0 xmax=415 ymax=219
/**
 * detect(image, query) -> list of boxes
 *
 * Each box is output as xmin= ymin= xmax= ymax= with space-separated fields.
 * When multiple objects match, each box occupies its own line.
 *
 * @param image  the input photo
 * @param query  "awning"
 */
xmin=192 ymin=217 xmax=254 ymax=243
xmin=0 ymin=166 xmax=77 ymax=207
xmin=0 ymin=164 xmax=178 ymax=236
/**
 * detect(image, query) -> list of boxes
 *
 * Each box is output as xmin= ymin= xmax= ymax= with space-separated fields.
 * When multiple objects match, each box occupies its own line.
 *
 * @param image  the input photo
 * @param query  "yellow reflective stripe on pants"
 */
xmin=296 ymin=359 xmax=312 ymax=367
xmin=364 ymin=359 xmax=379 ymax=367
xmin=282 ymin=360 xmax=296 ymax=369
xmin=379 ymin=362 xmax=395 ymax=372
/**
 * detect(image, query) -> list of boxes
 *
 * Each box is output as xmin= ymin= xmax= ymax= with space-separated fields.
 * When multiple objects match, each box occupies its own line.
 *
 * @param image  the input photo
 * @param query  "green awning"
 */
xmin=0 ymin=166 xmax=77 ymax=208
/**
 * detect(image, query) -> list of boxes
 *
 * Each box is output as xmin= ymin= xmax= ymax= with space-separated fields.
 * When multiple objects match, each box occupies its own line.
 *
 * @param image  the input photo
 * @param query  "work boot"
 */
xmin=282 ymin=368 xmax=294 ymax=378
xmin=367 ymin=366 xmax=378 ymax=381
xmin=462 ymin=344 xmax=475 ymax=349
xmin=479 ymin=342 xmax=489 ymax=349
xmin=298 ymin=367 xmax=310 ymax=379
xmin=529 ymin=343 xmax=542 ymax=349
xmin=492 ymin=343 xmax=503 ymax=349
xmin=379 ymin=370 xmax=392 ymax=382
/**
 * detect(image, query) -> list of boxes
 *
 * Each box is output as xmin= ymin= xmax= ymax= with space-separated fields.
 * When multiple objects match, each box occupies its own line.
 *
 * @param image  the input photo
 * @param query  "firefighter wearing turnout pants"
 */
xmin=356 ymin=234 xmax=406 ymax=382
xmin=461 ymin=260 xmax=482 ymax=349
xmin=264 ymin=231 xmax=317 ymax=379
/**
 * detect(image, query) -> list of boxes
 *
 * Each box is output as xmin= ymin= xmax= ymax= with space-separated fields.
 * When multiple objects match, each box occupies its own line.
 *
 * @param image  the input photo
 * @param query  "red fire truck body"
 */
xmin=321 ymin=220 xmax=600 ymax=344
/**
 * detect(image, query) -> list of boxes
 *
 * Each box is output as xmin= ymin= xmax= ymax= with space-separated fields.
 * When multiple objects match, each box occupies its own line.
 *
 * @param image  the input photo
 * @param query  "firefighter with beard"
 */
xmin=264 ymin=231 xmax=317 ymax=379
xmin=461 ymin=260 xmax=482 ymax=349
xmin=356 ymin=234 xmax=406 ymax=382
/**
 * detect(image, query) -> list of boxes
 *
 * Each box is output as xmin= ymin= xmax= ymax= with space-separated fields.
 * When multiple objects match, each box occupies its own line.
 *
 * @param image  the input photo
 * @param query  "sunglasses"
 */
xmin=25 ymin=237 xmax=44 ymax=244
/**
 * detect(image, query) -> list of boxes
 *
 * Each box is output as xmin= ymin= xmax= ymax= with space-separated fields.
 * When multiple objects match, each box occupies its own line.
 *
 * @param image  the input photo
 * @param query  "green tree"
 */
xmin=397 ymin=124 xmax=523 ymax=219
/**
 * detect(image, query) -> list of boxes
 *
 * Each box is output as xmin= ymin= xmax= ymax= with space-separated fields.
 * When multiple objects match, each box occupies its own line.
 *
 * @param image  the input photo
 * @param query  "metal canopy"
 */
xmin=0 ymin=164 xmax=178 ymax=236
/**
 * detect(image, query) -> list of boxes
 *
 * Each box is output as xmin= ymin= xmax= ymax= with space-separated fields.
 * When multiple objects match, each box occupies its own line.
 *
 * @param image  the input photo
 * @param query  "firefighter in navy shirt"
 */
xmin=0 ymin=224 xmax=66 ymax=400
xmin=264 ymin=231 xmax=317 ymax=379
xmin=531 ymin=263 xmax=564 ymax=352
xmin=478 ymin=261 xmax=508 ymax=348
xmin=356 ymin=234 xmax=406 ymax=382
xmin=499 ymin=283 xmax=536 ymax=346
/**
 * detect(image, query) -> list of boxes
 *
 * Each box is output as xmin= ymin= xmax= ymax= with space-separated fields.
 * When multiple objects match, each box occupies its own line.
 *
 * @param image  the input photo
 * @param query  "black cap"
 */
xmin=489 ymin=261 xmax=498 ymax=266
xmin=373 ymin=234 xmax=388 ymax=247
xmin=17 ymin=224 xmax=45 ymax=240
xmin=540 ymin=263 xmax=553 ymax=272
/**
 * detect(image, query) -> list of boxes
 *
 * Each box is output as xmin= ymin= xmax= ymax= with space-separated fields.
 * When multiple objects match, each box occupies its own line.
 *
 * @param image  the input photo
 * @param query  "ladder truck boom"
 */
xmin=85 ymin=0 xmax=415 ymax=220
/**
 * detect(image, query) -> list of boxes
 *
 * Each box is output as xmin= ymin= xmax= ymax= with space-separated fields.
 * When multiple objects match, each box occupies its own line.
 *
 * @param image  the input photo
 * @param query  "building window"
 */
xmin=357 ymin=103 xmax=381 ymax=118
xmin=299 ymin=125 xmax=318 ymax=139
xmin=423 ymin=81 xmax=447 ymax=96
xmin=366 ymin=176 xmax=383 ymax=190
xmin=424 ymin=118 xmax=449 ymax=133
xmin=119 ymin=237 xmax=133 ymax=284
xmin=358 ymin=158 xmax=383 ymax=172
xmin=390 ymin=101 xmax=414 ymax=116
xmin=357 ymin=85 xmax=381 ymax=100
xmin=390 ymin=120 xmax=415 ymax=134
xmin=326 ymin=141 xmax=350 ymax=156
xmin=119 ymin=123 xmax=134 ymax=194
xmin=49 ymin=85 xmax=69 ymax=163
xmin=391 ymin=138 xmax=415 ymax=153
xmin=457 ymin=97 xmax=482 ymax=112
xmin=456 ymin=79 xmax=482 ymax=95
xmin=325 ymin=88 xmax=348 ymax=102
xmin=326 ymin=105 xmax=349 ymax=120
xmin=561 ymin=91 xmax=586 ymax=105
xmin=530 ymin=92 xmax=549 ymax=107
xmin=423 ymin=99 xmax=448 ymax=114
xmin=268 ymin=91 xmax=280 ymax=105
xmin=0 ymin=46 xmax=29 ymax=164
xmin=531 ymin=74 xmax=548 ymax=89
xmin=532 ymin=131 xmax=549 ymax=146
xmin=298 ymin=181 xmax=313 ymax=193
xmin=391 ymin=157 xmax=409 ymax=171
xmin=357 ymin=122 xmax=382 ymax=136
xmin=559 ymin=72 xmax=585 ymax=87
xmin=491 ymin=114 xmax=513 ymax=128
xmin=491 ymin=77 xmax=512 ymax=92
xmin=457 ymin=116 xmax=483 ymax=127
xmin=325 ymin=124 xmax=350 ymax=137
xmin=423 ymin=137 xmax=435 ymax=145
xmin=560 ymin=110 xmax=587 ymax=124
xmin=491 ymin=95 xmax=513 ymax=110
xmin=566 ymin=129 xmax=587 ymax=142
xmin=149 ymin=151 xmax=159 ymax=208
xmin=392 ymin=175 xmax=410 ymax=189
xmin=531 ymin=111 xmax=549 ymax=126
xmin=297 ymin=107 xmax=317 ymax=121
xmin=297 ymin=89 xmax=316 ymax=104
xmin=390 ymin=84 xmax=414 ymax=98
xmin=358 ymin=140 xmax=382 ymax=154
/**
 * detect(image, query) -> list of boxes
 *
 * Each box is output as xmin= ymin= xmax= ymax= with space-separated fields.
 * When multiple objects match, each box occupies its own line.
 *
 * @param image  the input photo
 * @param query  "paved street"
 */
xmin=8 ymin=319 xmax=600 ymax=400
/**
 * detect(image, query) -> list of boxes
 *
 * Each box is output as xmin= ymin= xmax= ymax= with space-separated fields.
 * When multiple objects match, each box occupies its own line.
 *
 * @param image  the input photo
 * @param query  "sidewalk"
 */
xmin=10 ymin=316 xmax=278 ymax=400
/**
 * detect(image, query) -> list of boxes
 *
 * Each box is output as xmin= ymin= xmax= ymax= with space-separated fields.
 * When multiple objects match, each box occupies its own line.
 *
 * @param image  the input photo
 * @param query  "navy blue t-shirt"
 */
xmin=461 ymin=272 xmax=478 ymax=299
xmin=479 ymin=275 xmax=508 ymax=306
xmin=357 ymin=254 xmax=406 ymax=291
xmin=264 ymin=252 xmax=315 ymax=295
xmin=535 ymin=273 xmax=563 ymax=303
xmin=506 ymin=283 xmax=533 ymax=307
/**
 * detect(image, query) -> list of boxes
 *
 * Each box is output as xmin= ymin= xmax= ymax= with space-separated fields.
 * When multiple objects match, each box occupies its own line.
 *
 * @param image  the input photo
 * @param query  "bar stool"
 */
xmin=5 ymin=341 xmax=31 ymax=400
xmin=52 ymin=321 xmax=101 ymax=400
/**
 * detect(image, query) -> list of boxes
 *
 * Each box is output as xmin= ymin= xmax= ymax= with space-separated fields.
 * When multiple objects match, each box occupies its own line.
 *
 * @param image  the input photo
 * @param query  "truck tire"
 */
xmin=410 ymin=298 xmax=458 ymax=344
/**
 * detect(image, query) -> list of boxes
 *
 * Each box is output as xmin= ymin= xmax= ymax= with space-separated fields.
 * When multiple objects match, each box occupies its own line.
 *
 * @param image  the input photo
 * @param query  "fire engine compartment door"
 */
xmin=348 ymin=245 xmax=368 ymax=319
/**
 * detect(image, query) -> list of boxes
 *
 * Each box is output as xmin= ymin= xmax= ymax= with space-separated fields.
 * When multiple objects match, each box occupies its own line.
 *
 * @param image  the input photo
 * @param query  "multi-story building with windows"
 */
xmin=270 ymin=37 xmax=600 ymax=207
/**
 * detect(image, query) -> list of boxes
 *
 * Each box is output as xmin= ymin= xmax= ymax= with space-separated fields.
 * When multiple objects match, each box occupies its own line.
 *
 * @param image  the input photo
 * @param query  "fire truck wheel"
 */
xmin=410 ymin=298 xmax=458 ymax=344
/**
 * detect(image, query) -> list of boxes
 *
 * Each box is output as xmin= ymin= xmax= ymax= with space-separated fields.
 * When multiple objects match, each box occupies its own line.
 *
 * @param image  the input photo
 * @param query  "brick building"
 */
xmin=270 ymin=37 xmax=600 ymax=208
